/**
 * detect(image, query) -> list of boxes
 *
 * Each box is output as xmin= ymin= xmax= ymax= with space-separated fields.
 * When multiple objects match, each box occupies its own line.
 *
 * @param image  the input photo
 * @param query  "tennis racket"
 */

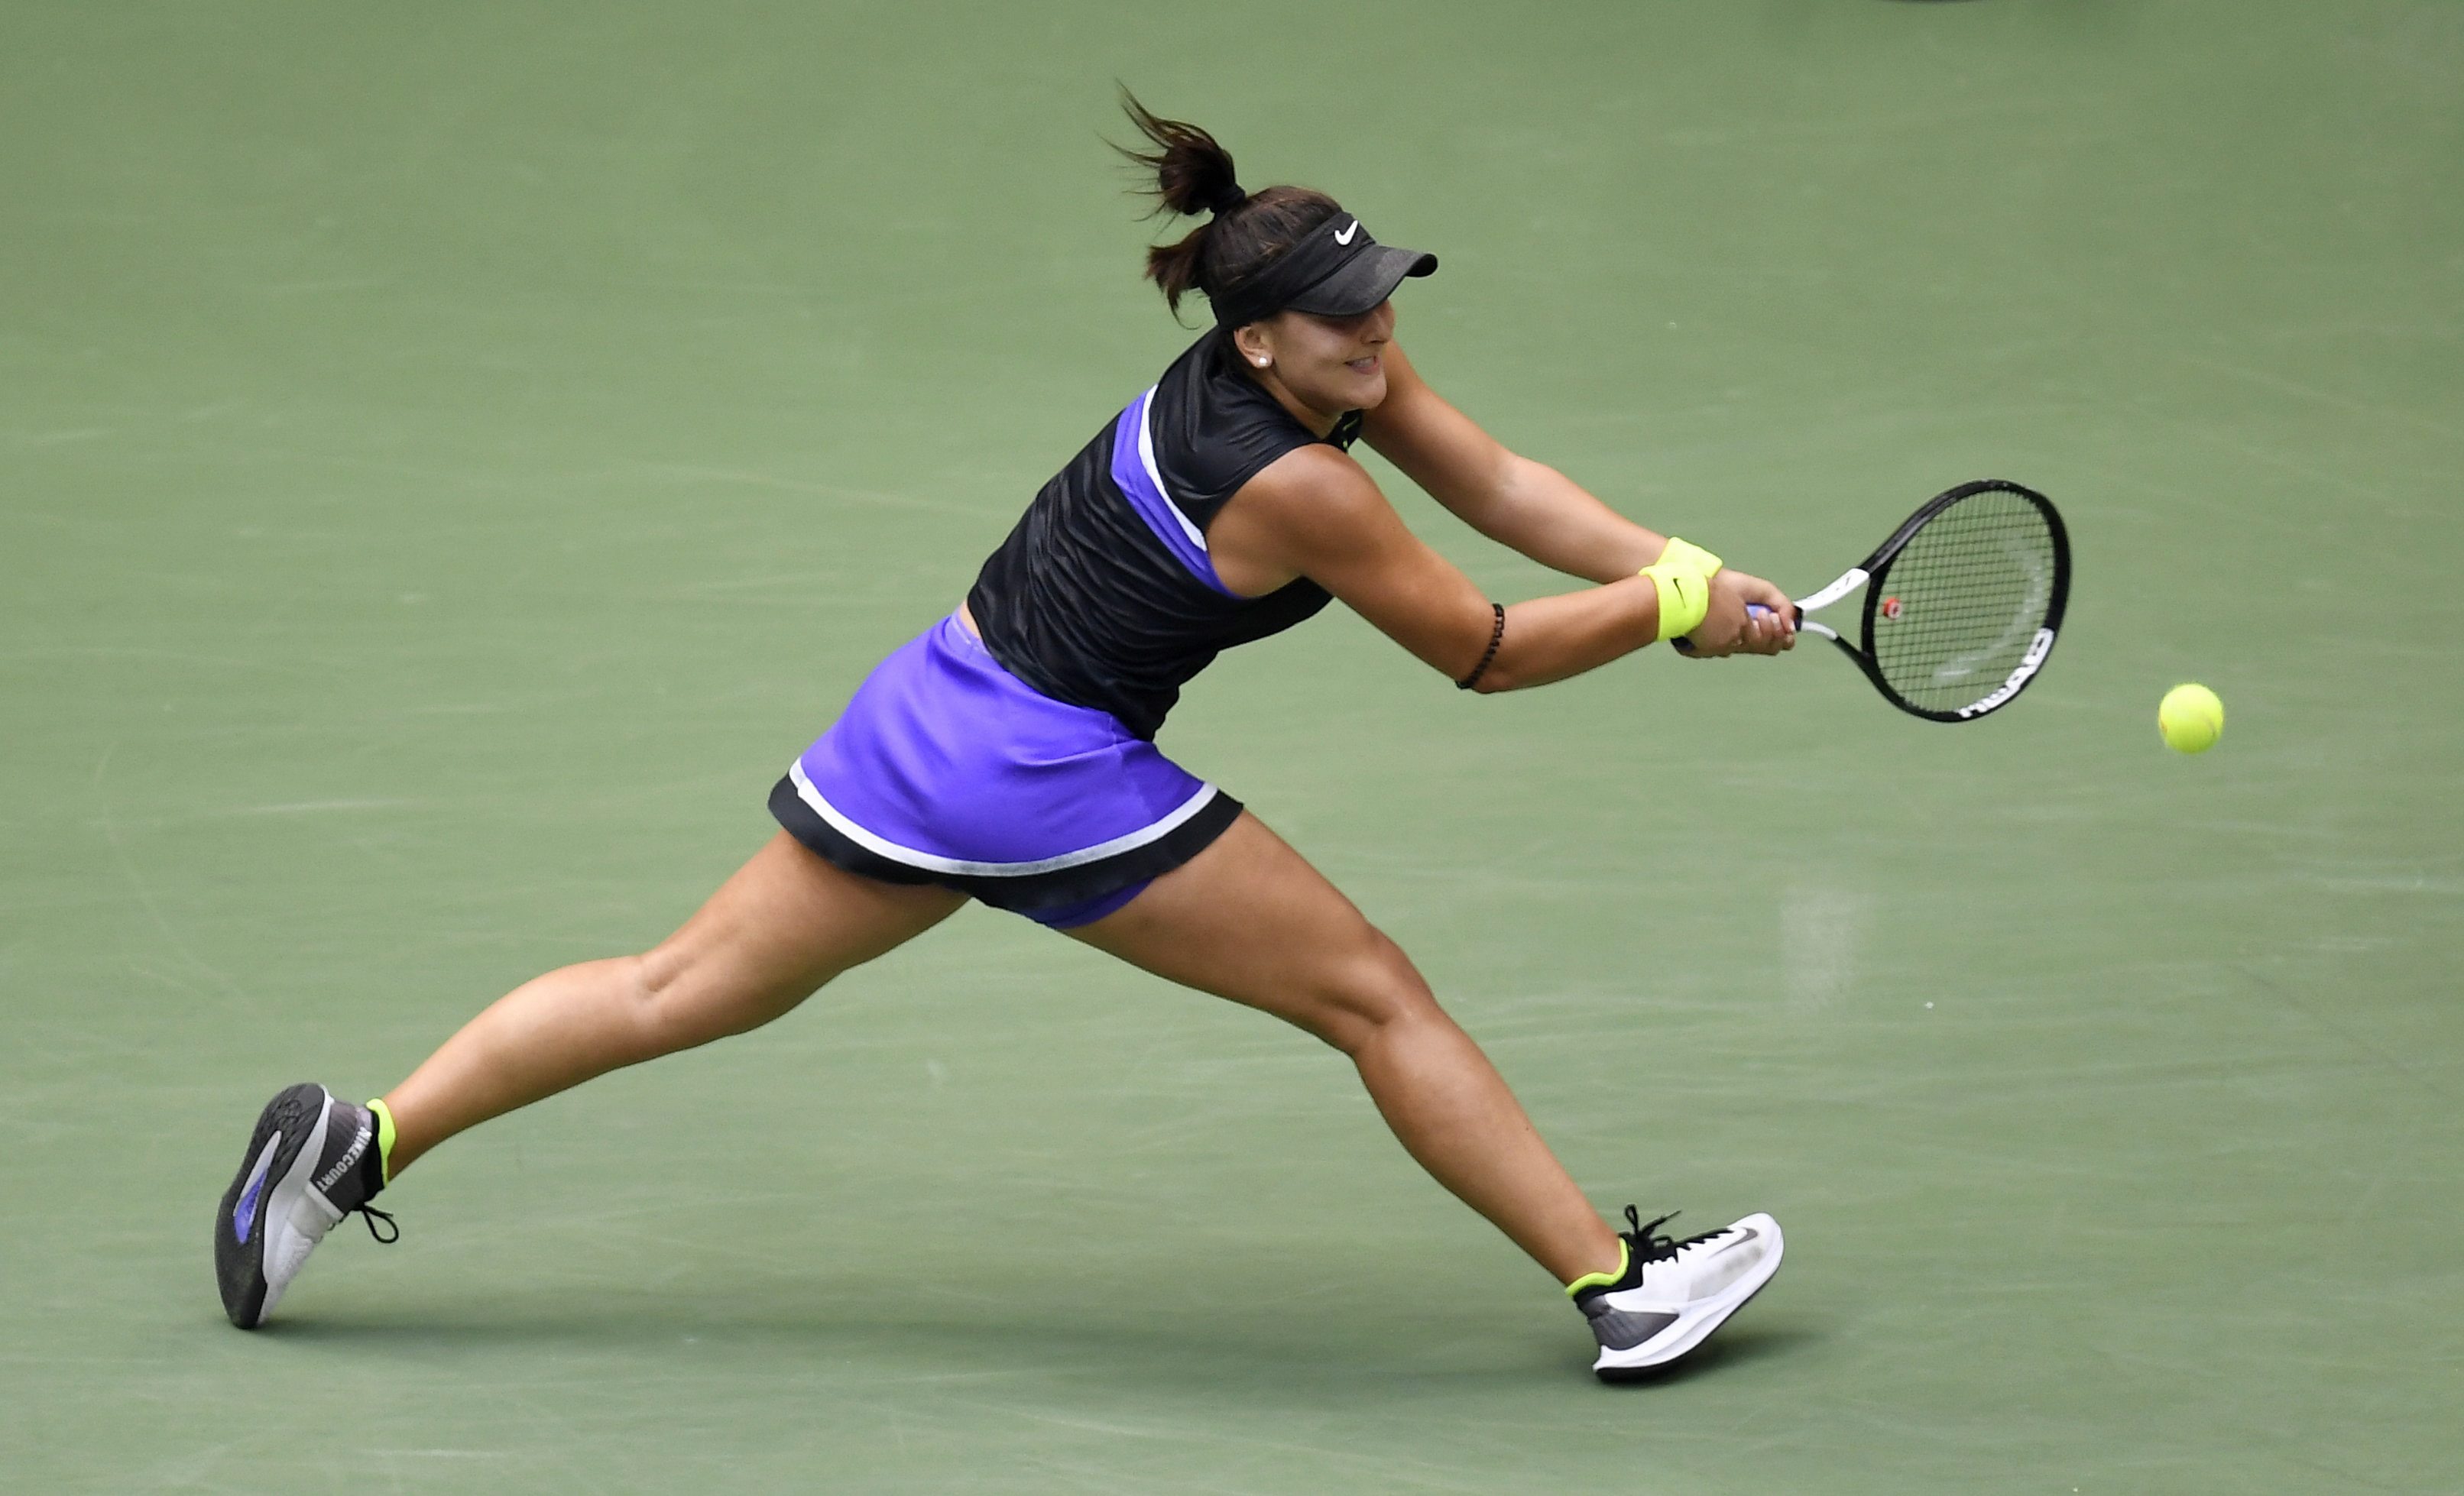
xmin=1678 ymin=480 xmax=2071 ymax=722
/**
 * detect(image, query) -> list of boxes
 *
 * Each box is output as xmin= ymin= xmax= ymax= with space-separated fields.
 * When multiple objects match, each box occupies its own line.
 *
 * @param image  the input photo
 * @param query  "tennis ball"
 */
xmin=2158 ymin=683 xmax=2224 ymax=754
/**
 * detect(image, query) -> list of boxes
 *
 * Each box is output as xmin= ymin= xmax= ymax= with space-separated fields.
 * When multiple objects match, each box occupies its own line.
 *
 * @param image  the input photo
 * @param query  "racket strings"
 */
xmin=1868 ymin=490 xmax=2059 ymax=713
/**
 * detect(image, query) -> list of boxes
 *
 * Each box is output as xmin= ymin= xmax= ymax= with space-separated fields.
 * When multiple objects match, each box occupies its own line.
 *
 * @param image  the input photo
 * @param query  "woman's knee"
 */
xmin=622 ymin=935 xmax=816 ymax=1054
xmin=1299 ymin=930 xmax=1444 ymax=1054
xmin=608 ymin=951 xmax=687 ymax=1057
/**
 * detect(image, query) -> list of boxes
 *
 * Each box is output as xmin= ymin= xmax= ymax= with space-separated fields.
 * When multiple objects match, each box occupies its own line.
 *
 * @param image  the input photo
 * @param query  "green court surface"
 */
xmin=5 ymin=2 xmax=2460 ymax=1490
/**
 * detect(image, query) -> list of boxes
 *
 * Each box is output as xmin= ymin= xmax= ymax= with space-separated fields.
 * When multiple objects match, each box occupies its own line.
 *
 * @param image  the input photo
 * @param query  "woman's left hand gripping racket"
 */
xmin=1679 ymin=479 xmax=2071 ymax=722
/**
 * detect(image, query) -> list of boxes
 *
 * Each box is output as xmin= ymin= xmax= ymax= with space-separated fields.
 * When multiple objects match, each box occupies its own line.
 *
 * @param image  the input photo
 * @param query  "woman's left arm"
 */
xmin=1360 ymin=343 xmax=1666 ymax=584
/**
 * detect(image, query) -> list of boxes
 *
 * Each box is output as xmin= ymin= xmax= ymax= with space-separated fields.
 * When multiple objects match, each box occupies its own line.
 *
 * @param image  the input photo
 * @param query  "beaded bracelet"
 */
xmin=1455 ymin=602 xmax=1506 ymax=690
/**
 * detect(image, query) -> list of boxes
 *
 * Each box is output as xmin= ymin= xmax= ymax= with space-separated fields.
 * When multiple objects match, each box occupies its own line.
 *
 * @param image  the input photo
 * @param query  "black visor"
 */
xmin=1208 ymin=209 xmax=1438 ymax=327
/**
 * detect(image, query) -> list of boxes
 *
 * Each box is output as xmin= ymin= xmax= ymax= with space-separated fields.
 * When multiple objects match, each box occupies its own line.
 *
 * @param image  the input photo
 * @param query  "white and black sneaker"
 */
xmin=1570 ymin=1206 xmax=1784 ymax=1381
xmin=213 ymin=1083 xmax=394 ymax=1329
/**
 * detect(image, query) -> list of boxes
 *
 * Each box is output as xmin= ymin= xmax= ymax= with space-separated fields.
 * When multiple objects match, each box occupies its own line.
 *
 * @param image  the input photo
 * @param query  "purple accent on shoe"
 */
xmin=794 ymin=617 xmax=1218 ymax=873
xmin=1029 ymin=879 xmax=1151 ymax=929
xmin=233 ymin=1143 xmax=273 ymax=1245
xmin=1110 ymin=388 xmax=1234 ymax=597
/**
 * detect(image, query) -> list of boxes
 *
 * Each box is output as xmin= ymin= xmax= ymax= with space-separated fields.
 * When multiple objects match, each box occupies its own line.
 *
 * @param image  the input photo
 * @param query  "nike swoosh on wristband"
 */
xmin=1333 ymin=219 xmax=1360 ymax=244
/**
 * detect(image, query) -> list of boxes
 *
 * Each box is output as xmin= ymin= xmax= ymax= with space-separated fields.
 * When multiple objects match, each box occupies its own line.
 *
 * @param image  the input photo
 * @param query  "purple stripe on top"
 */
xmin=1110 ymin=387 xmax=1234 ymax=597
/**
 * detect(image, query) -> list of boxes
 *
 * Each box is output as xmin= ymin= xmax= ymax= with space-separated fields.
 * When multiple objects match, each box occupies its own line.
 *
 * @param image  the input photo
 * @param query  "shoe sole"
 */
xmin=1592 ymin=1219 xmax=1785 ymax=1381
xmin=213 ymin=1083 xmax=332 ymax=1329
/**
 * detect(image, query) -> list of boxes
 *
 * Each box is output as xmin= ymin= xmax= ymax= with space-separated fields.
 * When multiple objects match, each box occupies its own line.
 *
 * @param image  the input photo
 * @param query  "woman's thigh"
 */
xmin=1065 ymin=811 xmax=1430 ymax=1049
xmin=641 ymin=831 xmax=968 ymax=1038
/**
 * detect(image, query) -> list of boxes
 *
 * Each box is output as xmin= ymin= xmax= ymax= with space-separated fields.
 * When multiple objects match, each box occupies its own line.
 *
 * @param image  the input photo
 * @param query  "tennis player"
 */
xmin=215 ymin=99 xmax=1797 ymax=1380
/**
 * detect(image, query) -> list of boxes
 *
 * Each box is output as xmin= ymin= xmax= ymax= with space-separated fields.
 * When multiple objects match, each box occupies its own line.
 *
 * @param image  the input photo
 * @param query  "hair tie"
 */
xmin=1206 ymin=181 xmax=1247 ymax=216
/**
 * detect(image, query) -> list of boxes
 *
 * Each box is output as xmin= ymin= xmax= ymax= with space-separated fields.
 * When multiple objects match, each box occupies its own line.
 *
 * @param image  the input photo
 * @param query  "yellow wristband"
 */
xmin=1642 ymin=565 xmax=1711 ymax=643
xmin=1639 ymin=536 xmax=1723 ymax=643
xmin=1651 ymin=537 xmax=1723 ymax=581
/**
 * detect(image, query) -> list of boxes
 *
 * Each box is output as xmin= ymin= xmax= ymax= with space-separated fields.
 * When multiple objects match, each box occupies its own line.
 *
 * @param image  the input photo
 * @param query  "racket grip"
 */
xmin=1671 ymin=603 xmax=1800 ymax=655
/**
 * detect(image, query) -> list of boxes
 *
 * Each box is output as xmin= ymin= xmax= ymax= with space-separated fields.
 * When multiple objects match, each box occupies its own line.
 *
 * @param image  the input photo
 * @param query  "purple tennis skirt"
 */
xmin=768 ymin=614 xmax=1241 ymax=928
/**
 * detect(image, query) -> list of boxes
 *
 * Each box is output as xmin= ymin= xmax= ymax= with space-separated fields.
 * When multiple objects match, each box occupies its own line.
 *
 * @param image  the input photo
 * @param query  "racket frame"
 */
xmin=1791 ymin=480 xmax=2071 ymax=722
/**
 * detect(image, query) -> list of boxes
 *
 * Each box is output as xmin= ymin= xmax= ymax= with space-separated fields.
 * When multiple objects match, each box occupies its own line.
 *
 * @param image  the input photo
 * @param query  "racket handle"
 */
xmin=1671 ymin=602 xmax=1800 ymax=655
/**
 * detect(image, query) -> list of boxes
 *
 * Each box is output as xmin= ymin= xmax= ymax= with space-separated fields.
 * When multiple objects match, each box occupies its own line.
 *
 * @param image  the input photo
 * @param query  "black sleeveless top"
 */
xmin=966 ymin=333 xmax=1364 ymax=740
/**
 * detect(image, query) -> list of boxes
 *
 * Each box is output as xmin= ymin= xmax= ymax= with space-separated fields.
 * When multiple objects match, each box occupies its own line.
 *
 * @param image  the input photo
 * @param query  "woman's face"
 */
xmin=1237 ymin=300 xmax=1397 ymax=429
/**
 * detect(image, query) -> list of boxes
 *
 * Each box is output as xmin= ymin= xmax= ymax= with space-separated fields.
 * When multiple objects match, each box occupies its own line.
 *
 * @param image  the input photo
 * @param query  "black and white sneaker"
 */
xmin=1571 ymin=1206 xmax=1784 ymax=1381
xmin=213 ymin=1083 xmax=394 ymax=1329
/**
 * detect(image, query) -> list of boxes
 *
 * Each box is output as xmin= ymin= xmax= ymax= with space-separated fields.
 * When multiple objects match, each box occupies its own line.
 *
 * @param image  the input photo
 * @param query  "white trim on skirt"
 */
xmin=785 ymin=758 xmax=1221 ymax=879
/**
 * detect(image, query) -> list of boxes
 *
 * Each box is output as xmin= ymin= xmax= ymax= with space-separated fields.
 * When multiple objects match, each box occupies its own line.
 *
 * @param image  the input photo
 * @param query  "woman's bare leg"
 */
xmin=381 ymin=832 xmax=965 ymax=1175
xmin=1068 ymin=812 xmax=1622 ymax=1286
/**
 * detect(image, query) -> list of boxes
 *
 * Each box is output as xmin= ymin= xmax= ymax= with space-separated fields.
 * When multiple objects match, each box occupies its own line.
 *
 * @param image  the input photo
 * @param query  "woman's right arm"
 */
xmin=1206 ymin=445 xmax=1789 ymax=693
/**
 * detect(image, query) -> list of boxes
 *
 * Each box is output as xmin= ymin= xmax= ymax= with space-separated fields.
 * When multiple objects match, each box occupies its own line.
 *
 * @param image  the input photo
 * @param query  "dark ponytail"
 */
xmin=1114 ymin=90 xmax=1341 ymax=321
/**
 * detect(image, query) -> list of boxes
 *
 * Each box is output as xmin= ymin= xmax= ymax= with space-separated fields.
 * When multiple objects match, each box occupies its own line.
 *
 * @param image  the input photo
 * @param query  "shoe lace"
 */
xmin=355 ymin=1204 xmax=400 ymax=1245
xmin=1620 ymin=1204 xmax=1724 ymax=1264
